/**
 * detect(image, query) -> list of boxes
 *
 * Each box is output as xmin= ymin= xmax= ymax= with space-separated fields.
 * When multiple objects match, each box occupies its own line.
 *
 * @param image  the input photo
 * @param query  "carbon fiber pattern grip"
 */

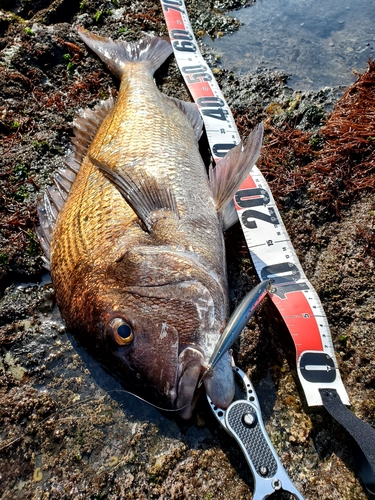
xmin=226 ymin=401 xmax=278 ymax=478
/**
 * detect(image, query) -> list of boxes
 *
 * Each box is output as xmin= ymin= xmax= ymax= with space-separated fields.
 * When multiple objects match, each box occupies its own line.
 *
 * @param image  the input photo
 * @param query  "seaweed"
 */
xmin=303 ymin=60 xmax=375 ymax=214
xmin=257 ymin=60 xmax=375 ymax=216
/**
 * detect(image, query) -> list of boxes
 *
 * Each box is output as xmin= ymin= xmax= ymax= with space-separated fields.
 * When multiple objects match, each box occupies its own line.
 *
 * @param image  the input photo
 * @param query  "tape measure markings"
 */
xmin=160 ymin=0 xmax=349 ymax=407
xmin=234 ymin=165 xmax=348 ymax=405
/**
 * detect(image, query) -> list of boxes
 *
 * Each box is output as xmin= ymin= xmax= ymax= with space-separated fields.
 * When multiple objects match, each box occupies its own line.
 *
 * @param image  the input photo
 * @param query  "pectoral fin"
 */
xmin=209 ymin=123 xmax=264 ymax=230
xmin=91 ymin=157 xmax=179 ymax=231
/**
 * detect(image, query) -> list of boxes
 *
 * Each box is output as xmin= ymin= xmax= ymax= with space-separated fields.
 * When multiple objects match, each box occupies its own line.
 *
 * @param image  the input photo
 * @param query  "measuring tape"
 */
xmin=160 ymin=0 xmax=349 ymax=408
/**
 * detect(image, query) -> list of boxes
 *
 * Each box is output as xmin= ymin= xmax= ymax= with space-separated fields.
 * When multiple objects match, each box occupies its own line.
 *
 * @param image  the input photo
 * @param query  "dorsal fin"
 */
xmin=36 ymin=97 xmax=114 ymax=268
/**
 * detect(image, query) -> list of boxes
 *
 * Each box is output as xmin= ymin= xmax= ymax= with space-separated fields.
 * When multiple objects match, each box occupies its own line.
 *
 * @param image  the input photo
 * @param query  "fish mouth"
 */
xmin=111 ymin=246 xmax=231 ymax=417
xmin=176 ymin=346 xmax=235 ymax=419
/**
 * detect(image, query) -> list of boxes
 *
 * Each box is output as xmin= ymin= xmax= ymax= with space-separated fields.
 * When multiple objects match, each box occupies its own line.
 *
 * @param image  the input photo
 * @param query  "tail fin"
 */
xmin=77 ymin=27 xmax=173 ymax=79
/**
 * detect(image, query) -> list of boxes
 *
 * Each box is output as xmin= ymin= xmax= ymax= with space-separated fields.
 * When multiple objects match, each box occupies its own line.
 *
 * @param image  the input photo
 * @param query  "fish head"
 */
xmin=62 ymin=247 xmax=235 ymax=418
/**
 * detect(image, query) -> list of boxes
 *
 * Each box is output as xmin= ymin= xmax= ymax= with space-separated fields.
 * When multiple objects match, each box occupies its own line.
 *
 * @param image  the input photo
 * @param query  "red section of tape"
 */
xmin=239 ymin=174 xmax=257 ymax=190
xmin=271 ymin=291 xmax=323 ymax=357
xmin=162 ymin=7 xmax=183 ymax=26
xmin=189 ymin=84 xmax=215 ymax=99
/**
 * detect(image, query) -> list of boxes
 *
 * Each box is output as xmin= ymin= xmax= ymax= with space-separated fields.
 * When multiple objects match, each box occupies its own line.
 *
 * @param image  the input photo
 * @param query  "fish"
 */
xmin=37 ymin=27 xmax=263 ymax=419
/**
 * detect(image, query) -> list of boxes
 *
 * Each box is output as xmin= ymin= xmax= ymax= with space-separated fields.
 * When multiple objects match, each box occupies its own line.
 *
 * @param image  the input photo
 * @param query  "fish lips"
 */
xmin=176 ymin=347 xmax=235 ymax=419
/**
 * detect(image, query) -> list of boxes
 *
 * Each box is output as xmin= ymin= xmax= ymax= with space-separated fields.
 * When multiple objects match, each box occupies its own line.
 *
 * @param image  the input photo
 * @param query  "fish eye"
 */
xmin=108 ymin=317 xmax=134 ymax=346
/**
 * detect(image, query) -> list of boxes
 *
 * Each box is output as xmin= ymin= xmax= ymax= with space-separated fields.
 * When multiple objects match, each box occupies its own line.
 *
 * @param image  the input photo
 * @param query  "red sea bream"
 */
xmin=37 ymin=28 xmax=263 ymax=418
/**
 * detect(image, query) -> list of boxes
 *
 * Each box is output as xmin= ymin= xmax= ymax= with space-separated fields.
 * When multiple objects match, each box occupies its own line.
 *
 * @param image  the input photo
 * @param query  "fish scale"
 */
xmin=89 ymin=69 xmax=221 ymax=265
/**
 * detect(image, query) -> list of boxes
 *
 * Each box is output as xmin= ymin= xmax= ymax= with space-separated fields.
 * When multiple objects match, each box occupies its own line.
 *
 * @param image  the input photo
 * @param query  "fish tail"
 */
xmin=77 ymin=26 xmax=173 ymax=79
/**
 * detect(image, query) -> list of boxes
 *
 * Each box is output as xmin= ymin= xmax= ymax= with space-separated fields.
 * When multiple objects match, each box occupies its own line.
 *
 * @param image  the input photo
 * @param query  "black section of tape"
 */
xmin=320 ymin=388 xmax=375 ymax=498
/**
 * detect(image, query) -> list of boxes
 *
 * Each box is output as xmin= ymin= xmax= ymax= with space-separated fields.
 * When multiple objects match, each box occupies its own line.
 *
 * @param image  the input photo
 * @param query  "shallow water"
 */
xmin=206 ymin=0 xmax=375 ymax=90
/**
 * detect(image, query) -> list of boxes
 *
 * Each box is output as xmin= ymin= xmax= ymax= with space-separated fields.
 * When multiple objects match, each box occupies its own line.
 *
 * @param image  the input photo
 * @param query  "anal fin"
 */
xmin=220 ymin=200 xmax=239 ymax=232
xmin=209 ymin=123 xmax=264 ymax=229
xmin=163 ymin=95 xmax=204 ymax=141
